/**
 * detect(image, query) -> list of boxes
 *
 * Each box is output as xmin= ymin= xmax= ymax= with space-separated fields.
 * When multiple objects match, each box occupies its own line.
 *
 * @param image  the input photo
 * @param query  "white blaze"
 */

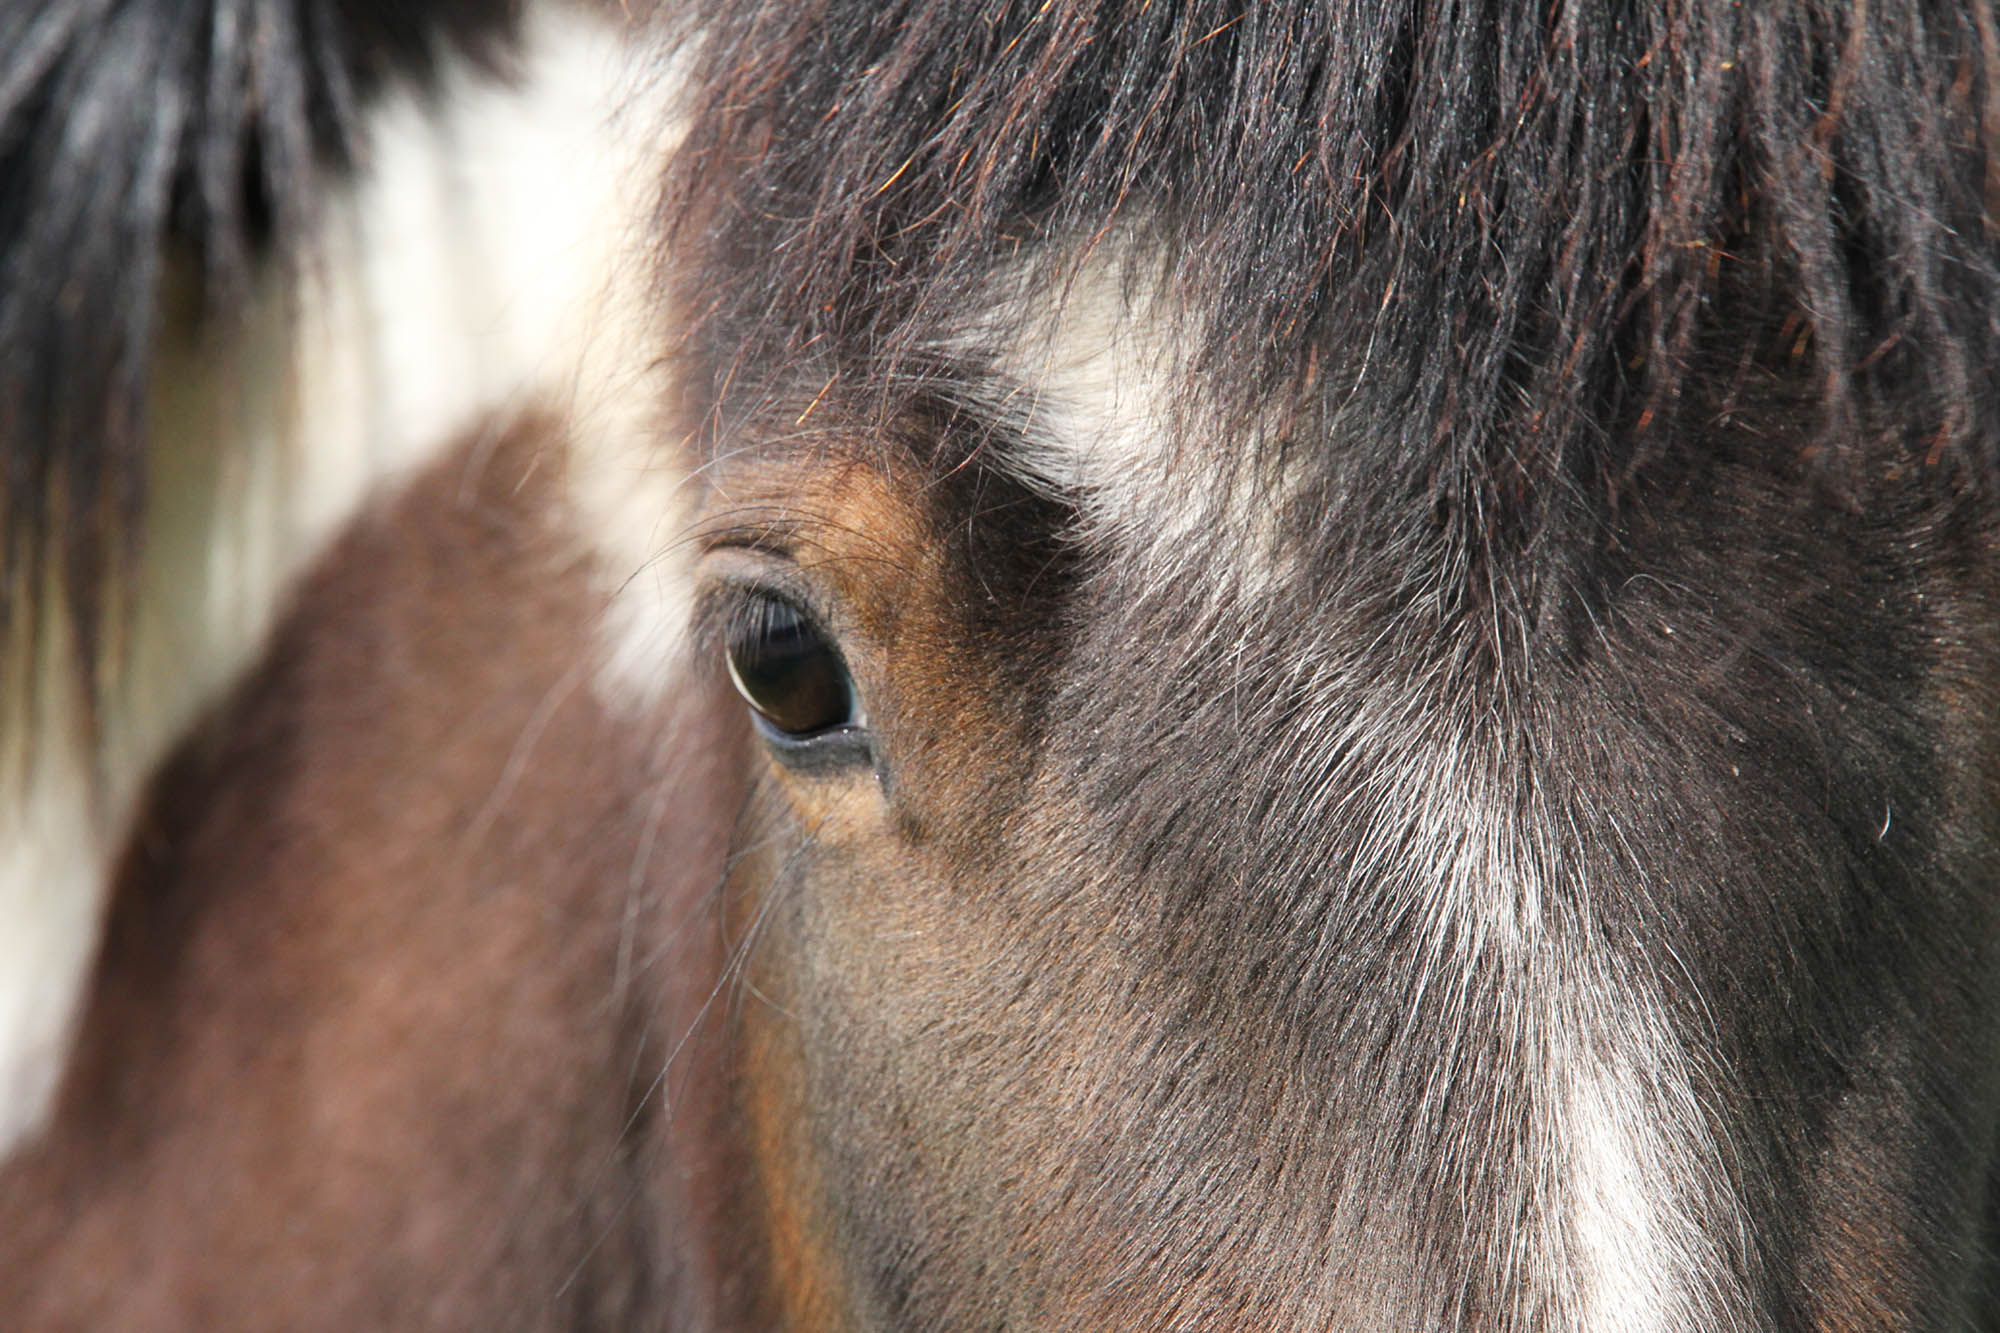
xmin=985 ymin=250 xmax=1746 ymax=1327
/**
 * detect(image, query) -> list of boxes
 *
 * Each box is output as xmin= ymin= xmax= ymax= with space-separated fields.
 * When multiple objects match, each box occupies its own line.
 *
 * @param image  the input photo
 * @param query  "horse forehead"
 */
xmin=966 ymin=249 xmax=1296 ymax=564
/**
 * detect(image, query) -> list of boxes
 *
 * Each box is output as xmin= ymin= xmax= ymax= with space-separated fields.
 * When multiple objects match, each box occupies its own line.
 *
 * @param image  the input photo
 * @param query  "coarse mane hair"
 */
xmin=0 ymin=0 xmax=519 ymax=654
xmin=675 ymin=0 xmax=2000 ymax=533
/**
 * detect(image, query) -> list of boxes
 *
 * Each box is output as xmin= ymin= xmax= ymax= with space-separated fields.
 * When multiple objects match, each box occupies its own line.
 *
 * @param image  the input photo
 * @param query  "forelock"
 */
xmin=676 ymin=0 xmax=2000 ymax=525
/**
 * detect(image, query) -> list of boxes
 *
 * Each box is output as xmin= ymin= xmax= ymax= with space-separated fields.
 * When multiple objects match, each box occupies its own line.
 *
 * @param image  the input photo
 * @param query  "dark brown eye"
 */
xmin=724 ymin=596 xmax=860 ymax=740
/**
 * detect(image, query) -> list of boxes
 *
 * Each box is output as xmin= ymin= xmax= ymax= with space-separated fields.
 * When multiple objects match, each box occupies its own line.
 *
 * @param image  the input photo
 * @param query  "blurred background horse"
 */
xmin=6 ymin=0 xmax=2000 ymax=1328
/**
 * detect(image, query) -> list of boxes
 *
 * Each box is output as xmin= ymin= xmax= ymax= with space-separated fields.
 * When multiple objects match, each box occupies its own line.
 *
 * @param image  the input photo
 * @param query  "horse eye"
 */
xmin=724 ymin=596 xmax=860 ymax=740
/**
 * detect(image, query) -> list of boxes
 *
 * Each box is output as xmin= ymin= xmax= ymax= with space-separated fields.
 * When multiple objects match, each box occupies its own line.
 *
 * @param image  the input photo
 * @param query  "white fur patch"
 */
xmin=980 ymin=251 xmax=1304 ymax=614
xmin=990 ymin=257 xmax=1237 ymax=543
xmin=1558 ymin=982 xmax=1742 ymax=1332
xmin=0 ymin=4 xmax=685 ymax=1162
xmin=1309 ymin=703 xmax=1742 ymax=1326
xmin=991 ymin=261 xmax=1192 ymax=512
xmin=994 ymin=242 xmax=1750 ymax=1327
xmin=1395 ymin=758 xmax=1741 ymax=1329
xmin=0 ymin=607 xmax=100 ymax=1159
xmin=557 ymin=53 xmax=702 ymax=716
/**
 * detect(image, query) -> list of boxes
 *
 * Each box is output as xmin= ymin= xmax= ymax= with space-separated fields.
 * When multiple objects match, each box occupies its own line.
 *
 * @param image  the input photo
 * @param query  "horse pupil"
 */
xmin=726 ymin=600 xmax=853 ymax=737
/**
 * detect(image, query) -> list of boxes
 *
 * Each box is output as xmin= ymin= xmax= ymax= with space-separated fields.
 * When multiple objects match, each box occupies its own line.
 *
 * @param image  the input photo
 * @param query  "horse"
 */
xmin=6 ymin=0 xmax=2000 ymax=1327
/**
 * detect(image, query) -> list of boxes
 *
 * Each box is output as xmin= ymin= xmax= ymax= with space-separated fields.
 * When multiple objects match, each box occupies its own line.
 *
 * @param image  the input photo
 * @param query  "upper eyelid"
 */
xmin=688 ymin=558 xmax=849 ymax=669
xmin=692 ymin=584 xmax=805 ymax=653
xmin=688 ymin=583 xmax=768 ymax=666
xmin=694 ymin=519 xmax=798 ymax=559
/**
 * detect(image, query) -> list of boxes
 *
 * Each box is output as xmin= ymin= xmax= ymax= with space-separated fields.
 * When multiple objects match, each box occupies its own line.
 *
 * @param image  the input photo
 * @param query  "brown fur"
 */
xmin=0 ymin=415 xmax=755 ymax=1329
xmin=702 ymin=439 xmax=1046 ymax=1326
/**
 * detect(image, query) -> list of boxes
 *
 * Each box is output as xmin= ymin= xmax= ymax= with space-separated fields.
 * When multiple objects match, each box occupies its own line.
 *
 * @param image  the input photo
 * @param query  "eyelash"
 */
xmin=695 ymin=583 xmax=875 ymax=773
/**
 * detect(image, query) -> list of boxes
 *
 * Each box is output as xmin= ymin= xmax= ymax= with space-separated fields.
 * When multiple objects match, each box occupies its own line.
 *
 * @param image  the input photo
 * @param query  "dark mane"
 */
xmin=0 ymin=0 xmax=519 ymax=644
xmin=677 ymin=0 xmax=2000 ymax=520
